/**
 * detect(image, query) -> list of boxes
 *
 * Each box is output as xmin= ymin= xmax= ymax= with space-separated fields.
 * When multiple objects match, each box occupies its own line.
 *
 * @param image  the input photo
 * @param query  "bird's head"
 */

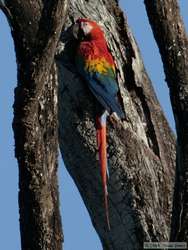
xmin=73 ymin=18 xmax=104 ymax=41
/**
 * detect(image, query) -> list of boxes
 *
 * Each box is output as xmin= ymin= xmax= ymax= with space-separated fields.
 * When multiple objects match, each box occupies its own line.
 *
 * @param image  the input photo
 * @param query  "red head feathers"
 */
xmin=75 ymin=18 xmax=105 ymax=40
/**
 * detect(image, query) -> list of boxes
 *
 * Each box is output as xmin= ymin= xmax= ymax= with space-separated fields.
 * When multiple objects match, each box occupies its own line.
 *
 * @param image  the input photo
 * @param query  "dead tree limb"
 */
xmin=144 ymin=0 xmax=188 ymax=242
xmin=1 ymin=0 xmax=68 ymax=249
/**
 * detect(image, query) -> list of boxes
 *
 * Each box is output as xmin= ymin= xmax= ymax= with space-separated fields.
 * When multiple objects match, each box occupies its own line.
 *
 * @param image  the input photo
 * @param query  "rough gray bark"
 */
xmin=1 ymin=0 xmax=68 ymax=249
xmin=144 ymin=0 xmax=188 ymax=243
xmin=57 ymin=0 xmax=176 ymax=249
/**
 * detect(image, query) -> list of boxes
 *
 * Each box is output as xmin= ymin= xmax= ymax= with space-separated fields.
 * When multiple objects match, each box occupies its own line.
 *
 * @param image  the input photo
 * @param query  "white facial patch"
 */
xmin=81 ymin=22 xmax=93 ymax=35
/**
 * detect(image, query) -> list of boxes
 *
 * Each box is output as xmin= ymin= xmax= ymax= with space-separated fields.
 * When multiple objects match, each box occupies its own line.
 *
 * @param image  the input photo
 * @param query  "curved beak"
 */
xmin=73 ymin=23 xmax=79 ymax=39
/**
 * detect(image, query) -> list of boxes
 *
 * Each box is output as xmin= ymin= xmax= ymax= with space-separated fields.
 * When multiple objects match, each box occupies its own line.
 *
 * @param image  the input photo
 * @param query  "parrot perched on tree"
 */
xmin=73 ymin=18 xmax=125 ymax=230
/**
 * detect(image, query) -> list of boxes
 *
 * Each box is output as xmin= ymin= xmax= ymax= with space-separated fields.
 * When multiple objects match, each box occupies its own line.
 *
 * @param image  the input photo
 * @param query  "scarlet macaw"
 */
xmin=73 ymin=18 xmax=125 ymax=230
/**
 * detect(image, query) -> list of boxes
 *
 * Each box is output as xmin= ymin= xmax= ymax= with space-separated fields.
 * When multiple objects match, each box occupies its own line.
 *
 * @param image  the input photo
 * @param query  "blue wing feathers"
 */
xmin=87 ymin=76 xmax=124 ymax=118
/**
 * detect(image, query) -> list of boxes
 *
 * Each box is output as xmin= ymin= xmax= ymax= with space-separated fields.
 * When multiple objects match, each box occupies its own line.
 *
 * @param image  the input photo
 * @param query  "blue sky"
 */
xmin=0 ymin=1 xmax=187 ymax=249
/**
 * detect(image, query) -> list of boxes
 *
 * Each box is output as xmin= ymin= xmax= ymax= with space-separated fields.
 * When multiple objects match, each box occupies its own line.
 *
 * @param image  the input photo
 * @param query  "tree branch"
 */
xmin=2 ymin=0 xmax=69 ymax=249
xmin=144 ymin=0 xmax=188 ymax=242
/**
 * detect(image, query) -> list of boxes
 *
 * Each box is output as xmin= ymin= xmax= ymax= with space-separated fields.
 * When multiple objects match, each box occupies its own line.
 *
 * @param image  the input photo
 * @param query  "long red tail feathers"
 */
xmin=96 ymin=113 xmax=110 ymax=230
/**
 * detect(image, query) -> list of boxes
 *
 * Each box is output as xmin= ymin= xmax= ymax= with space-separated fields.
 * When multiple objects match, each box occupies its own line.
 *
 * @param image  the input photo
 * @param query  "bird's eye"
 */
xmin=80 ymin=22 xmax=92 ymax=36
xmin=82 ymin=22 xmax=88 ymax=27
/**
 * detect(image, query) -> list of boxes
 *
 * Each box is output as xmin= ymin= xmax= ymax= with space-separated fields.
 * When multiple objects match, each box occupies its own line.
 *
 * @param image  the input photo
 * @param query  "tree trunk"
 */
xmin=1 ymin=1 xmax=68 ymax=249
xmin=144 ymin=0 xmax=188 ymax=243
xmin=57 ymin=0 xmax=176 ymax=249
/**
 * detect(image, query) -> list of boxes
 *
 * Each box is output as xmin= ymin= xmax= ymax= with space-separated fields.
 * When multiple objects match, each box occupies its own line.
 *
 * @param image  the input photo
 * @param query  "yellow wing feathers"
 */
xmin=85 ymin=57 xmax=115 ymax=76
